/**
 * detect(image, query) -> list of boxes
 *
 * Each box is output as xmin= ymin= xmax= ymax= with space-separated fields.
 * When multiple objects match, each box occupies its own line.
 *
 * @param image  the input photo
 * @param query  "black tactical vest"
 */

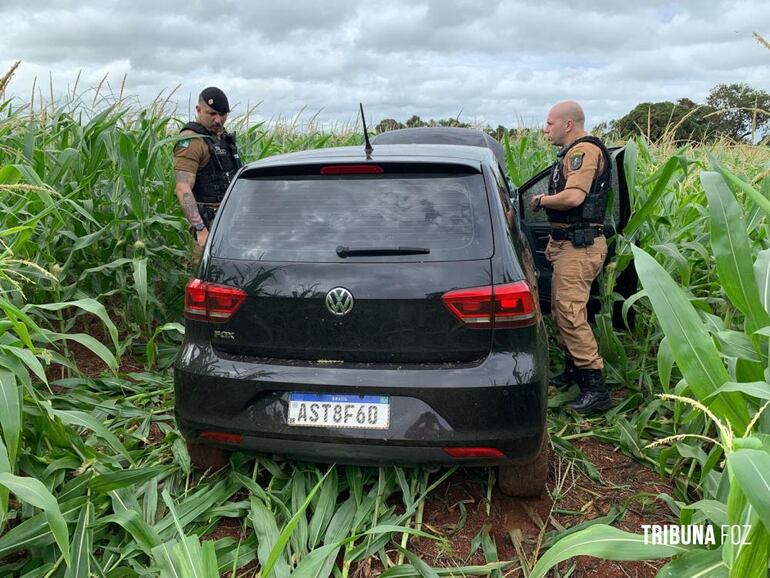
xmin=181 ymin=122 xmax=242 ymax=203
xmin=545 ymin=136 xmax=611 ymax=225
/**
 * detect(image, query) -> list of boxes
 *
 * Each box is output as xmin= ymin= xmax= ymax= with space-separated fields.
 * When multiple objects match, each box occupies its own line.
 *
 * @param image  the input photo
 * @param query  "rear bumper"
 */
xmin=174 ymin=342 xmax=548 ymax=466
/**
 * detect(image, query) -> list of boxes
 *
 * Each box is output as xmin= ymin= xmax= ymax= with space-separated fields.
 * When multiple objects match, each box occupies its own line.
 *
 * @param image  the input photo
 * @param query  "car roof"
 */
xmin=371 ymin=127 xmax=506 ymax=169
xmin=240 ymin=143 xmax=498 ymax=173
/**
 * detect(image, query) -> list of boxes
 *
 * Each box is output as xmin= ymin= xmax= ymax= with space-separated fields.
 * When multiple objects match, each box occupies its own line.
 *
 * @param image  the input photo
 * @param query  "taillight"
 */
xmin=441 ymin=281 xmax=536 ymax=329
xmin=320 ymin=164 xmax=384 ymax=175
xmin=184 ymin=279 xmax=246 ymax=323
xmin=443 ymin=447 xmax=504 ymax=458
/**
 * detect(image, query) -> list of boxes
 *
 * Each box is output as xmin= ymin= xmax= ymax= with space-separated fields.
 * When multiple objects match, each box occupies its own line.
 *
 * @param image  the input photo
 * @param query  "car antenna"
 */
xmin=360 ymin=102 xmax=373 ymax=159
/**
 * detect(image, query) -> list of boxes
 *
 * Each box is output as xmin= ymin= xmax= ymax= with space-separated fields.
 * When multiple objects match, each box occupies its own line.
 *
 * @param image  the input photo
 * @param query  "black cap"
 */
xmin=199 ymin=86 xmax=230 ymax=113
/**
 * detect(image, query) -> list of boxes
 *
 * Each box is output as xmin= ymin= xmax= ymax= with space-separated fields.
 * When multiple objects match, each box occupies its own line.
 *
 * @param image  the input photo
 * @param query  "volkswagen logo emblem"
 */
xmin=325 ymin=287 xmax=354 ymax=316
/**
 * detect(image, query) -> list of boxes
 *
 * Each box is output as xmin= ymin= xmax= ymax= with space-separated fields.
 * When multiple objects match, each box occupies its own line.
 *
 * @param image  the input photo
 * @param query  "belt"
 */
xmin=550 ymin=226 xmax=604 ymax=241
xmin=196 ymin=202 xmax=221 ymax=208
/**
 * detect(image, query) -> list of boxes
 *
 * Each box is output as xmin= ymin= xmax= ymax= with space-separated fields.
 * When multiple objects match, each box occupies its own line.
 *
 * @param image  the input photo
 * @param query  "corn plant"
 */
xmin=5 ymin=65 xmax=770 ymax=576
xmin=530 ymin=161 xmax=770 ymax=577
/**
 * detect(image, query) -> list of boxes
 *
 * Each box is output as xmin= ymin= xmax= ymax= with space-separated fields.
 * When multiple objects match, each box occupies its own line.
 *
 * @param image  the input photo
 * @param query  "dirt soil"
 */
xmin=65 ymin=336 xmax=676 ymax=577
xmin=410 ymin=440 xmax=674 ymax=577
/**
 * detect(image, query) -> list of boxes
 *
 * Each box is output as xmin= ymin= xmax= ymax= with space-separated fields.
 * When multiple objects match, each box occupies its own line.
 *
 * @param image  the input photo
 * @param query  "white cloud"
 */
xmin=1 ymin=0 xmax=769 ymax=129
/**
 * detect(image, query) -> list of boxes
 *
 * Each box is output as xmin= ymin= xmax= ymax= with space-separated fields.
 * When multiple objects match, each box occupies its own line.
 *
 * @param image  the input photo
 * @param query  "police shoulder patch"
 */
xmin=177 ymin=139 xmax=190 ymax=149
xmin=569 ymin=152 xmax=584 ymax=170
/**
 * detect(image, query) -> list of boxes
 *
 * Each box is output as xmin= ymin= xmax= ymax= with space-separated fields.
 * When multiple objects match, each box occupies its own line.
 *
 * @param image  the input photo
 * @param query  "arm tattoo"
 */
xmin=181 ymin=192 xmax=202 ymax=224
xmin=175 ymin=170 xmax=196 ymax=186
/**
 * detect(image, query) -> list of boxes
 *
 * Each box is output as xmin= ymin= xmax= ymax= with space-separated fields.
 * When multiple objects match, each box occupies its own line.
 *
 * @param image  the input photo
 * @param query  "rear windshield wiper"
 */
xmin=336 ymin=245 xmax=431 ymax=258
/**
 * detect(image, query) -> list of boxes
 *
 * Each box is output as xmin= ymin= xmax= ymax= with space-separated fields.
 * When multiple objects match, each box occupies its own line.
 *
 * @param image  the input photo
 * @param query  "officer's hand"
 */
xmin=531 ymin=194 xmax=544 ymax=212
xmin=196 ymin=227 xmax=209 ymax=247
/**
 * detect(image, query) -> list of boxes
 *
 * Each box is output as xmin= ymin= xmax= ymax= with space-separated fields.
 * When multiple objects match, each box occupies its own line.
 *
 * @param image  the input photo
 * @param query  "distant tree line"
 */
xmin=600 ymin=83 xmax=770 ymax=143
xmin=374 ymin=83 xmax=770 ymax=144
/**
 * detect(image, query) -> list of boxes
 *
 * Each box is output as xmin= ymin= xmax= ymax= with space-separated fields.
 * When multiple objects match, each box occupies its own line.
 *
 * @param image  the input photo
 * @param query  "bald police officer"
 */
xmin=174 ymin=87 xmax=242 ymax=256
xmin=531 ymin=100 xmax=612 ymax=414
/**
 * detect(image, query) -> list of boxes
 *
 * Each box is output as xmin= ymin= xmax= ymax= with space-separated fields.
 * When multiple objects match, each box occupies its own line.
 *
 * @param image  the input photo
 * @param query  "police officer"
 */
xmin=530 ymin=100 xmax=612 ymax=414
xmin=173 ymin=87 xmax=241 ymax=255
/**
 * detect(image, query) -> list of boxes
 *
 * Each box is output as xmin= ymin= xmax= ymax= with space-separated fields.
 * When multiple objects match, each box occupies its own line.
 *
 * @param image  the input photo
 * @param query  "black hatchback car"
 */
xmin=174 ymin=128 xmax=629 ymax=496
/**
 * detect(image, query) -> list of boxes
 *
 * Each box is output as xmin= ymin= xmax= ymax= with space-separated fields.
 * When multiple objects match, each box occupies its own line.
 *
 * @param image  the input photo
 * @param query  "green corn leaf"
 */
xmin=631 ymin=246 xmax=749 ymax=432
xmin=0 ymin=299 xmax=43 ymax=350
xmin=291 ymin=540 xmax=350 ymax=578
xmin=680 ymin=499 xmax=729 ymax=527
xmin=248 ymin=497 xmax=290 ymax=578
xmin=528 ymin=524 xmax=689 ymax=578
xmin=715 ymin=330 xmax=761 ymax=362
xmin=261 ymin=466 xmax=333 ymax=578
xmin=29 ymin=298 xmax=119 ymax=352
xmin=233 ymin=472 xmax=282 ymax=514
xmin=0 ymin=344 xmax=48 ymax=385
xmin=64 ymin=500 xmax=93 ymax=578
xmin=0 ymin=473 xmax=70 ymax=565
xmin=97 ymin=510 xmax=162 ymax=554
xmin=395 ymin=545 xmax=441 ymax=578
xmin=651 ymin=242 xmax=691 ymax=285
xmin=132 ymin=257 xmax=148 ymax=312
xmin=657 ymin=337 xmax=675 ymax=392
xmin=657 ymin=548 xmax=728 ymax=578
xmin=49 ymin=408 xmax=131 ymax=462
xmin=0 ymin=437 xmax=9 ymax=521
xmin=754 ymin=249 xmax=770 ymax=316
xmin=727 ymin=449 xmax=770 ymax=532
xmin=72 ymin=227 xmax=108 ymax=251
xmin=154 ymin=480 xmax=236 ymax=538
xmin=151 ymin=540 xmax=183 ymax=578
xmin=176 ymin=535 xmax=207 ymax=578
xmin=623 ymin=156 xmax=683 ymax=239
xmin=719 ymin=164 xmax=770 ymax=216
xmin=118 ymin=132 xmax=144 ymax=219
xmin=623 ymin=139 xmax=637 ymax=204
xmin=79 ymin=258 xmax=134 ymax=277
xmin=89 ymin=465 xmax=171 ymax=495
xmin=45 ymin=332 xmax=117 ymax=372
xmin=706 ymin=382 xmax=770 ymax=401
xmin=0 ymin=369 xmax=20 ymax=469
xmin=731 ymin=519 xmax=770 ymax=578
xmin=201 ymin=539 xmax=219 ymax=578
xmin=307 ymin=467 xmax=337 ymax=549
xmin=290 ymin=470 xmax=309 ymax=559
xmin=702 ymin=171 xmax=770 ymax=334
xmin=317 ymin=496 xmax=357 ymax=577
xmin=160 ymin=491 xmax=203 ymax=578
xmin=145 ymin=322 xmax=184 ymax=370
xmin=0 ymin=164 xmax=22 ymax=184
xmin=0 ymin=498 xmax=84 ymax=558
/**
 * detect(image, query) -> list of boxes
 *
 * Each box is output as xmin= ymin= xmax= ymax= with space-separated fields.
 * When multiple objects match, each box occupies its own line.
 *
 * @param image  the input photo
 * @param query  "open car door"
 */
xmin=517 ymin=147 xmax=635 ymax=327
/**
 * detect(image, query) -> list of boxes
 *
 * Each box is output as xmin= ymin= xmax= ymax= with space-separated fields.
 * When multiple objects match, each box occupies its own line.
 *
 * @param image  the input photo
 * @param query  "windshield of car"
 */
xmin=210 ymin=172 xmax=493 ymax=262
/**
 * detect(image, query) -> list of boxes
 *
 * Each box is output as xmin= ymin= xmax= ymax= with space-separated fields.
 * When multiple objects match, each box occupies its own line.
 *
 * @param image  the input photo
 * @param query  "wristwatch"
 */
xmin=193 ymin=222 xmax=206 ymax=232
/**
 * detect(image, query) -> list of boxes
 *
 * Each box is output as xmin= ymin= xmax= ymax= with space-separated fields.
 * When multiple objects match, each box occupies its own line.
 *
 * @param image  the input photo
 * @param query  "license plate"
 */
xmin=287 ymin=393 xmax=390 ymax=429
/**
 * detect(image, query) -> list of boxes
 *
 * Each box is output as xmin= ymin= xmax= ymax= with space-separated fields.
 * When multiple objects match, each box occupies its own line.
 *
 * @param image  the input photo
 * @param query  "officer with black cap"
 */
xmin=173 ymin=87 xmax=242 ymax=256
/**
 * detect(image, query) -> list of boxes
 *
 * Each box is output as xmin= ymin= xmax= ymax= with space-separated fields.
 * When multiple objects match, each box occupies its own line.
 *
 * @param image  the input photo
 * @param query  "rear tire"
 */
xmin=497 ymin=433 xmax=549 ymax=497
xmin=185 ymin=438 xmax=231 ymax=471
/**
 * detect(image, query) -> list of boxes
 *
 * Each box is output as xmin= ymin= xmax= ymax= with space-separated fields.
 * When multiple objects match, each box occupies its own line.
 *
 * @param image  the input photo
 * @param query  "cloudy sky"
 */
xmin=2 ymin=0 xmax=769 ymax=130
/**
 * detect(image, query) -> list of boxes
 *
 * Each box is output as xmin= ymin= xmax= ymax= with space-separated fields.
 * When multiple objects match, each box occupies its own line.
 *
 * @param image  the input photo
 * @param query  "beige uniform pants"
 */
xmin=545 ymin=236 xmax=607 ymax=370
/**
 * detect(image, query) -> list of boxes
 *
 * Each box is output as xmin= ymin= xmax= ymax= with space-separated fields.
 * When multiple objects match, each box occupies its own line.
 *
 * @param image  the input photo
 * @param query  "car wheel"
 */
xmin=497 ymin=433 xmax=549 ymax=497
xmin=185 ymin=438 xmax=231 ymax=471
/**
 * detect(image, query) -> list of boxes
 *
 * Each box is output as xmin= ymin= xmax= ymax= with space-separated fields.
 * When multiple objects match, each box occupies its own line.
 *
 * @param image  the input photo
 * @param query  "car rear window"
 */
xmin=210 ymin=172 xmax=493 ymax=262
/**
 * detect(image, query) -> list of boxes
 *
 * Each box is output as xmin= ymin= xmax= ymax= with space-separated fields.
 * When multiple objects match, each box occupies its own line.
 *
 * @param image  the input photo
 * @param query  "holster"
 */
xmin=197 ymin=203 xmax=220 ymax=229
xmin=550 ymin=226 xmax=603 ymax=248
